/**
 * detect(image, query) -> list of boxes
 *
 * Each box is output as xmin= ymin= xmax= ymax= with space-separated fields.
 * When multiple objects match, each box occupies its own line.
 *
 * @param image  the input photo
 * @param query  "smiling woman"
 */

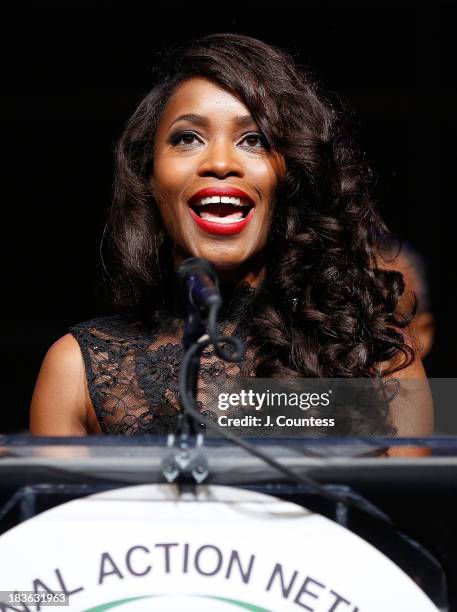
xmin=29 ymin=33 xmax=432 ymax=444
xmin=151 ymin=78 xmax=284 ymax=271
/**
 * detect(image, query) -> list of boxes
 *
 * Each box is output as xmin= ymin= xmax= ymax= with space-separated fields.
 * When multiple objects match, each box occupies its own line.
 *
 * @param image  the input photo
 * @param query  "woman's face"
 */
xmin=151 ymin=77 xmax=285 ymax=275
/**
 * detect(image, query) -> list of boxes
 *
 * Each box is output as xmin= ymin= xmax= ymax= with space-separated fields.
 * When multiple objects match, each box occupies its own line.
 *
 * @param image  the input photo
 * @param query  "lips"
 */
xmin=188 ymin=206 xmax=254 ymax=236
xmin=187 ymin=187 xmax=255 ymax=236
xmin=188 ymin=186 xmax=255 ymax=205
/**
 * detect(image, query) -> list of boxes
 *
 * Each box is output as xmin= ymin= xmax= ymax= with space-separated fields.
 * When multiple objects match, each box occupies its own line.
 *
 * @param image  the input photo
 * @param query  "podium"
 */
xmin=0 ymin=435 xmax=455 ymax=611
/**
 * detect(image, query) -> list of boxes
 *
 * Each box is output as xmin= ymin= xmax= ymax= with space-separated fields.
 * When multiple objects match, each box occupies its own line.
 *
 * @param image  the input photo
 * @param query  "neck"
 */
xmin=218 ymin=262 xmax=265 ymax=292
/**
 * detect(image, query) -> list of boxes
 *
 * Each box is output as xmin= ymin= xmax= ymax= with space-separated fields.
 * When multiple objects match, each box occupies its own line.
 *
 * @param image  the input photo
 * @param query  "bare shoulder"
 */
xmin=42 ymin=333 xmax=83 ymax=367
xmin=30 ymin=334 xmax=90 ymax=435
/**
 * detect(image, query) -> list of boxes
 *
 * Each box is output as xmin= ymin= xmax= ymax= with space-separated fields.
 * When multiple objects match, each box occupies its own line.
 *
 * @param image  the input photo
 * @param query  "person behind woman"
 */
xmin=30 ymin=33 xmax=432 ymax=446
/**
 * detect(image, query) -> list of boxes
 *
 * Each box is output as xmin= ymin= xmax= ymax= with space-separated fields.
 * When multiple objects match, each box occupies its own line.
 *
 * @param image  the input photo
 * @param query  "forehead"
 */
xmin=159 ymin=77 xmax=252 ymax=126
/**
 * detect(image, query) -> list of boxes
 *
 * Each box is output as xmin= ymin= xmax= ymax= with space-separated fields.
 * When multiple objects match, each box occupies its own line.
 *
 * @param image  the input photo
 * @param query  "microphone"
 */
xmin=177 ymin=257 xmax=243 ymax=388
xmin=177 ymin=257 xmax=222 ymax=314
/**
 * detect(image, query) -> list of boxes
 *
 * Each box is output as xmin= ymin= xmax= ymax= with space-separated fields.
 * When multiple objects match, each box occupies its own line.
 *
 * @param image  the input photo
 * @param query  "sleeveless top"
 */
xmin=69 ymin=282 xmax=392 ymax=455
xmin=69 ymin=283 xmax=257 ymax=436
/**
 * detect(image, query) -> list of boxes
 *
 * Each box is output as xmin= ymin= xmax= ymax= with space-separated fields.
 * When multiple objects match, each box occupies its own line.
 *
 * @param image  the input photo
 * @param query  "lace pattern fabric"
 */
xmin=70 ymin=284 xmax=256 ymax=435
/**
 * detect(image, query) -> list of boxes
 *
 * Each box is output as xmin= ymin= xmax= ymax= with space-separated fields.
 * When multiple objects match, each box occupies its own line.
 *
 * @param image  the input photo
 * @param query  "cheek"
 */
xmin=254 ymin=157 xmax=283 ymax=200
xmin=152 ymin=155 xmax=194 ymax=203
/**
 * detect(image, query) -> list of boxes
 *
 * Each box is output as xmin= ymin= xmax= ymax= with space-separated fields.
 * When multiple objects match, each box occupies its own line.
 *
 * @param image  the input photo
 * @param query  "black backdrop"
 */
xmin=1 ymin=1 xmax=454 ymax=433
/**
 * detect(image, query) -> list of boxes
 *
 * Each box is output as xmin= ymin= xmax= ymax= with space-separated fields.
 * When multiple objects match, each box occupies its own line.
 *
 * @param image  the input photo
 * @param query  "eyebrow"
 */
xmin=168 ymin=113 xmax=257 ymax=130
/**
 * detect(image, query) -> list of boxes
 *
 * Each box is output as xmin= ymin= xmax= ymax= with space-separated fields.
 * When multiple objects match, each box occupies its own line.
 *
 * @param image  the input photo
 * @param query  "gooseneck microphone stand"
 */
xmin=162 ymin=258 xmax=244 ymax=483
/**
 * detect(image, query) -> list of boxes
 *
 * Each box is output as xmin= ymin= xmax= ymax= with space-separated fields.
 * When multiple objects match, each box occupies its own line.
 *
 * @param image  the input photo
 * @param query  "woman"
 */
xmin=30 ymin=33 xmax=432 ymax=447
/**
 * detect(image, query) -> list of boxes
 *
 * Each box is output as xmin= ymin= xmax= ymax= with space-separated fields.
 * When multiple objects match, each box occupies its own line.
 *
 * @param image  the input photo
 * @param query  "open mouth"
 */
xmin=188 ymin=196 xmax=254 ymax=224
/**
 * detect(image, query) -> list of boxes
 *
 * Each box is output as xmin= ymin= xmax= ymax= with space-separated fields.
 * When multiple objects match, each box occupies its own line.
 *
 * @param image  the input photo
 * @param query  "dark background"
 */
xmin=0 ymin=1 xmax=454 ymax=433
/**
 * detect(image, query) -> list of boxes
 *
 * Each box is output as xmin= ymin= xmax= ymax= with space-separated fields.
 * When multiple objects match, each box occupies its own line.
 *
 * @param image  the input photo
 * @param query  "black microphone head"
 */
xmin=176 ymin=257 xmax=219 ymax=290
xmin=176 ymin=257 xmax=222 ymax=312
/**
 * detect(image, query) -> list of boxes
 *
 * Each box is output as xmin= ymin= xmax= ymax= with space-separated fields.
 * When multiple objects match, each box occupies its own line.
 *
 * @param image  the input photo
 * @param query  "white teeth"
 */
xmin=191 ymin=194 xmax=253 ymax=224
xmin=198 ymin=196 xmax=245 ymax=206
xmin=200 ymin=211 xmax=244 ymax=224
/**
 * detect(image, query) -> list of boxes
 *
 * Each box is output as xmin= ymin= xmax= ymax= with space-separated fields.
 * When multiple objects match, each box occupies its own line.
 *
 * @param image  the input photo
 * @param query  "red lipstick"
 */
xmin=188 ymin=186 xmax=255 ymax=205
xmin=188 ymin=206 xmax=254 ymax=236
xmin=188 ymin=186 xmax=255 ymax=236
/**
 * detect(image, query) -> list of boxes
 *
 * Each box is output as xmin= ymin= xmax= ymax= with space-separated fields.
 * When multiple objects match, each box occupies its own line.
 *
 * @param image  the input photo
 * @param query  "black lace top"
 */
xmin=69 ymin=283 xmax=257 ymax=435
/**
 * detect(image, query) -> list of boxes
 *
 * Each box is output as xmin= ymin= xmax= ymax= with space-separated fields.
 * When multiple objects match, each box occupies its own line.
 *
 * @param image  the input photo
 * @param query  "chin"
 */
xmin=197 ymin=250 xmax=248 ymax=270
xmin=195 ymin=244 xmax=265 ymax=278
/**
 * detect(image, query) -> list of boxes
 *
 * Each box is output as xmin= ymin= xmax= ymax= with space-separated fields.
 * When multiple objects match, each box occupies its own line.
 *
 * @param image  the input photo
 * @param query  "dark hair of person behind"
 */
xmin=107 ymin=33 xmax=414 ymax=434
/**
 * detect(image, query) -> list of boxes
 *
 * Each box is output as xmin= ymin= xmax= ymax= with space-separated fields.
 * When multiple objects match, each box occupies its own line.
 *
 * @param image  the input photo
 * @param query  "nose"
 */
xmin=196 ymin=138 xmax=244 ymax=179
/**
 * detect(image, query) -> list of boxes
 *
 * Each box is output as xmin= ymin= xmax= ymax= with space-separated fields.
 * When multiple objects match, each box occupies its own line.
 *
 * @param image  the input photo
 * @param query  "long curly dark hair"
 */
xmin=107 ymin=33 xmax=414 ymax=434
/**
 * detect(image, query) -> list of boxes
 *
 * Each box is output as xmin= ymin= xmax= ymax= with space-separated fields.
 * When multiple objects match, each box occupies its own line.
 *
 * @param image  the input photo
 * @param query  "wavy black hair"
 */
xmin=107 ymin=33 xmax=414 ymax=434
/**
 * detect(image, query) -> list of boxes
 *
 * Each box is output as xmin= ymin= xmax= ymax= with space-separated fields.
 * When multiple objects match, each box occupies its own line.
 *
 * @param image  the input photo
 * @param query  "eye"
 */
xmin=169 ymin=131 xmax=202 ymax=147
xmin=239 ymin=132 xmax=268 ymax=149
